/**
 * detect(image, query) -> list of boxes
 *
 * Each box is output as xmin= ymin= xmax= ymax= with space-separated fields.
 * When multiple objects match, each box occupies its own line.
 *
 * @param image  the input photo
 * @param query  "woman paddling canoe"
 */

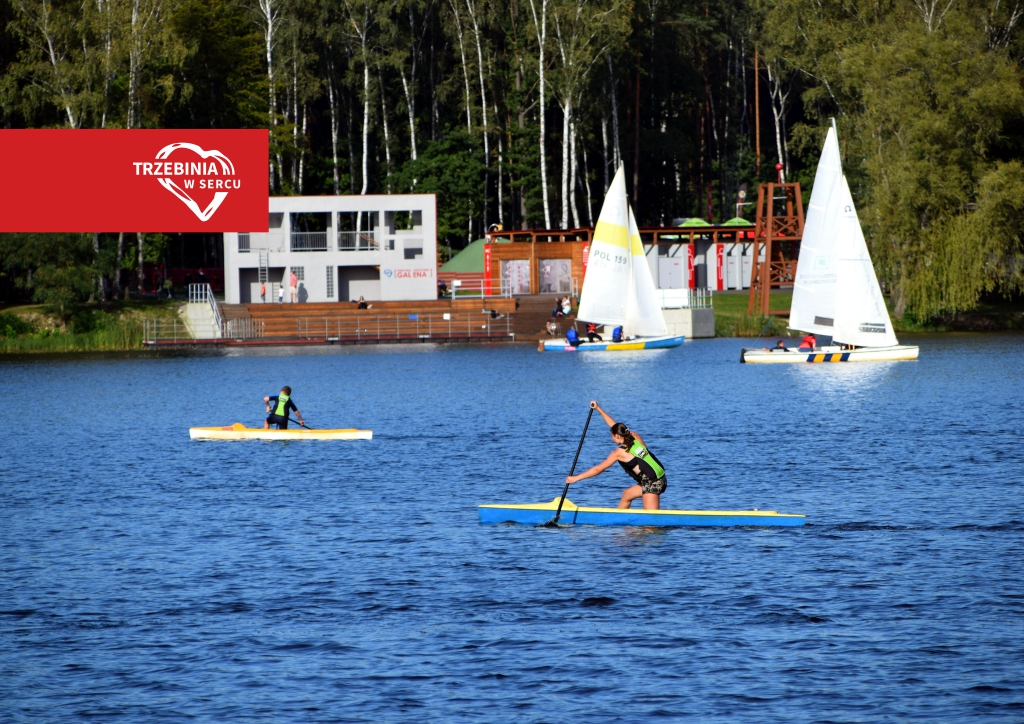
xmin=566 ymin=401 xmax=667 ymax=510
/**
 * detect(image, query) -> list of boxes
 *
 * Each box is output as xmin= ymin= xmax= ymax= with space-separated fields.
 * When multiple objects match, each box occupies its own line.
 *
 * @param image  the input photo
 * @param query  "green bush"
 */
xmin=0 ymin=312 xmax=33 ymax=338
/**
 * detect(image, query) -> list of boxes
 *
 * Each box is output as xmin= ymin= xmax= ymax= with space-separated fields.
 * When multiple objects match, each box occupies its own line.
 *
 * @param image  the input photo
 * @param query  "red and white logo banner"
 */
xmin=0 ymin=130 xmax=269 ymax=232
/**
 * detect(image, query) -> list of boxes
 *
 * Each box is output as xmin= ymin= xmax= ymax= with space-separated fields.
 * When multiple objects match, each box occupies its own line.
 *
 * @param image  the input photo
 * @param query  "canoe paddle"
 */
xmin=547 ymin=406 xmax=595 ymax=527
xmin=288 ymin=417 xmax=313 ymax=430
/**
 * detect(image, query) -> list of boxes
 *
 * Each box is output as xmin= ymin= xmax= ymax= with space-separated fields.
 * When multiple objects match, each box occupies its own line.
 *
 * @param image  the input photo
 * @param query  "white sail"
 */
xmin=577 ymin=166 xmax=631 ymax=326
xmin=790 ymin=126 xmax=843 ymax=336
xmin=623 ymin=207 xmax=668 ymax=337
xmin=832 ymin=176 xmax=899 ymax=347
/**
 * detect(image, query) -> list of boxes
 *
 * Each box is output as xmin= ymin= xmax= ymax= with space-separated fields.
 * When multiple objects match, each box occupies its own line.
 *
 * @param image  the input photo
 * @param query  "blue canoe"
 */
xmin=479 ymin=497 xmax=805 ymax=527
xmin=541 ymin=334 xmax=685 ymax=352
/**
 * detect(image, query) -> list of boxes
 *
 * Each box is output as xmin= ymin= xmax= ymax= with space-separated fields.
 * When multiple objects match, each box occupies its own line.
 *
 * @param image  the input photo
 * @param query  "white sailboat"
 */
xmin=542 ymin=167 xmax=685 ymax=352
xmin=742 ymin=124 xmax=919 ymax=363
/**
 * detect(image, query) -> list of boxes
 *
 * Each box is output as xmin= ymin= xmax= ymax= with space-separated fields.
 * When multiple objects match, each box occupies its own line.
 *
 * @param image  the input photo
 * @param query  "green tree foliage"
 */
xmin=763 ymin=0 xmax=1024 ymax=319
xmin=0 ymin=0 xmax=1022 ymax=320
xmin=0 ymin=233 xmax=95 ymax=320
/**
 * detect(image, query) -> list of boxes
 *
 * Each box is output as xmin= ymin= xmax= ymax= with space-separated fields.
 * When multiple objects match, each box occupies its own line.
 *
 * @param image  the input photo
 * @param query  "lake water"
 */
xmin=2 ymin=334 xmax=1023 ymax=722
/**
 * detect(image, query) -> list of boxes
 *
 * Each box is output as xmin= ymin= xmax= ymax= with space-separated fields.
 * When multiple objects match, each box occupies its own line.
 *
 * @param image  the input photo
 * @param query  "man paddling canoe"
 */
xmin=565 ymin=401 xmax=667 ymax=510
xmin=264 ymin=386 xmax=304 ymax=430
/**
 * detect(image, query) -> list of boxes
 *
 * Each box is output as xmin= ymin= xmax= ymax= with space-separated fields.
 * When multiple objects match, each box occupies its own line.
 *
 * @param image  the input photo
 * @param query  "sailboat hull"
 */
xmin=542 ymin=334 xmax=685 ymax=352
xmin=741 ymin=344 xmax=919 ymax=364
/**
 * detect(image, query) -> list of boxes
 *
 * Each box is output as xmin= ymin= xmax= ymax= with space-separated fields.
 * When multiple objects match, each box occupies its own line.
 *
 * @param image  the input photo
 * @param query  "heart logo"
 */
xmin=383 ymin=269 xmax=393 ymax=278
xmin=154 ymin=143 xmax=235 ymax=222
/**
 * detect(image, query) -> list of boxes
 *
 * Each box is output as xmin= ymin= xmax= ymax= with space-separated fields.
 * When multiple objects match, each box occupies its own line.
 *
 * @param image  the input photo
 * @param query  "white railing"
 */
xmin=337 ymin=231 xmax=379 ymax=251
xmin=443 ymin=278 xmax=514 ymax=298
xmin=290 ymin=231 xmax=329 ymax=251
xmin=238 ymin=232 xmax=285 ymax=252
xmin=295 ymin=313 xmax=514 ymax=342
xmin=657 ymin=288 xmax=713 ymax=309
xmin=143 ymin=318 xmax=193 ymax=344
xmin=188 ymin=283 xmax=223 ymax=333
xmin=225 ymin=318 xmax=265 ymax=339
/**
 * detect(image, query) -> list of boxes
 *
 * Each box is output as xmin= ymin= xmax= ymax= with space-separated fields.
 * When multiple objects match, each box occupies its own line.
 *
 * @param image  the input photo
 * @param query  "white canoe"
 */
xmin=741 ymin=344 xmax=920 ymax=364
xmin=190 ymin=423 xmax=372 ymax=441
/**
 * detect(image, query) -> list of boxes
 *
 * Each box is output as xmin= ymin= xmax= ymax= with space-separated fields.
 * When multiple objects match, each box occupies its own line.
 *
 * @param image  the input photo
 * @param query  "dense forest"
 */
xmin=1 ymin=0 xmax=1023 ymax=321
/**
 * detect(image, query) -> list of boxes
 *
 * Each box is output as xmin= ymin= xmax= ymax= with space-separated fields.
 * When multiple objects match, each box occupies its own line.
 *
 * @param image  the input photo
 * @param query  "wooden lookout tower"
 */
xmin=747 ymin=182 xmax=805 ymax=316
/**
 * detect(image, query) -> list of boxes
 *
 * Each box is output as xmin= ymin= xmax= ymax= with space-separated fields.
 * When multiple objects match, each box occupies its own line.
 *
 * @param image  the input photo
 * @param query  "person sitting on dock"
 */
xmin=565 ymin=401 xmax=667 ymax=510
xmin=264 ymin=387 xmax=304 ymax=430
xmin=586 ymin=323 xmax=603 ymax=342
xmin=798 ymin=333 xmax=817 ymax=351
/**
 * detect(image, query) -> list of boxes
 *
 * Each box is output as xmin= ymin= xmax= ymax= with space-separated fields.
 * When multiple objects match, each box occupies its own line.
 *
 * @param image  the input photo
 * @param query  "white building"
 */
xmin=223 ymin=194 xmax=438 ymax=304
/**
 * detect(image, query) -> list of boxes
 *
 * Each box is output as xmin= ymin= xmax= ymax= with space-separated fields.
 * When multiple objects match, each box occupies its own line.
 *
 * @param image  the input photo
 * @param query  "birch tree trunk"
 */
xmin=137 ymin=233 xmax=145 ymax=295
xmin=527 ymin=0 xmax=551 ymax=228
xmin=361 ymin=57 xmax=370 ymax=194
xmin=399 ymin=69 xmax=417 ymax=162
xmin=465 ymin=0 xmax=489 ymax=229
xmin=115 ymin=232 xmax=124 ymax=299
xmin=327 ymin=61 xmax=340 ymax=194
xmin=129 ymin=0 xmax=140 ymax=128
xmin=448 ymin=1 xmax=472 ymax=134
xmin=93 ymin=233 xmax=107 ymax=304
xmin=766 ymin=59 xmax=789 ymax=181
xmin=298 ymin=104 xmax=307 ymax=193
xmin=560 ymin=100 xmax=570 ymax=228
xmin=257 ymin=0 xmax=280 ymax=191
xmin=379 ymin=64 xmax=393 ymax=192
xmin=608 ymin=55 xmax=621 ymax=170
xmin=569 ymin=117 xmax=580 ymax=228
xmin=291 ymin=42 xmax=299 ymax=188
xmin=497 ymin=106 xmax=504 ymax=226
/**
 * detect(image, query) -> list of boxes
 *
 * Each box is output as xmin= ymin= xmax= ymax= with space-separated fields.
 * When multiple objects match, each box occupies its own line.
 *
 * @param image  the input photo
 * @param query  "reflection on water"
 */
xmin=2 ymin=333 xmax=1023 ymax=721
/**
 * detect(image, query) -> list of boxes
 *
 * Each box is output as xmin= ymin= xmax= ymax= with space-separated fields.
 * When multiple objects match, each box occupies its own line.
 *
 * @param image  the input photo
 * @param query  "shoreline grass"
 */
xmin=0 ymin=298 xmax=181 ymax=354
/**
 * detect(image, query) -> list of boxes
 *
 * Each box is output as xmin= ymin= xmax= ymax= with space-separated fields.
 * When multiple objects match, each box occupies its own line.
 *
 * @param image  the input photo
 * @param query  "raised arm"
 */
xmin=566 ymin=448 xmax=629 ymax=484
xmin=591 ymin=400 xmax=616 ymax=428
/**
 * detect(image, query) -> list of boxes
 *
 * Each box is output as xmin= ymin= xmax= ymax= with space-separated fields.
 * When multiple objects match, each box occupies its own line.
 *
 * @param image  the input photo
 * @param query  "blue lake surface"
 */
xmin=2 ymin=334 xmax=1023 ymax=722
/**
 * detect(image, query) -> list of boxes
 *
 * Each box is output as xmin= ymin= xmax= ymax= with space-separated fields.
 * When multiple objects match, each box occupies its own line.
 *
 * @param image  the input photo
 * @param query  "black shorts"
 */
xmin=266 ymin=414 xmax=289 ymax=429
xmin=638 ymin=472 xmax=667 ymax=495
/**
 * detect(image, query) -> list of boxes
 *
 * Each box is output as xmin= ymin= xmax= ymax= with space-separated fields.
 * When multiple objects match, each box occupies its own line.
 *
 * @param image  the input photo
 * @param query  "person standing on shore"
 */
xmin=264 ymin=387 xmax=303 ymax=430
xmin=565 ymin=401 xmax=667 ymax=510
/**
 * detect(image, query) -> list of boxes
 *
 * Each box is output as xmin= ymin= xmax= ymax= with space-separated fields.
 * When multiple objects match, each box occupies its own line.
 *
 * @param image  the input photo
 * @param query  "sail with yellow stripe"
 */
xmin=576 ymin=166 xmax=631 ymax=326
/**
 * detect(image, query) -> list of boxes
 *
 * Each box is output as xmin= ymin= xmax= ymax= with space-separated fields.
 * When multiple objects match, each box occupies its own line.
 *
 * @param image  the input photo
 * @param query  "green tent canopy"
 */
xmin=678 ymin=217 xmax=712 ymax=228
xmin=722 ymin=216 xmax=754 ymax=226
xmin=438 ymin=237 xmax=509 ymax=274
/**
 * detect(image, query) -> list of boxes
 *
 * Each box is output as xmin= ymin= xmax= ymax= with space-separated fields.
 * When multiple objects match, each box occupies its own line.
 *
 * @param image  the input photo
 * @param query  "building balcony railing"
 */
xmin=238 ymin=233 xmax=285 ymax=252
xmin=290 ymin=232 xmax=329 ymax=252
xmin=338 ymin=231 xmax=379 ymax=251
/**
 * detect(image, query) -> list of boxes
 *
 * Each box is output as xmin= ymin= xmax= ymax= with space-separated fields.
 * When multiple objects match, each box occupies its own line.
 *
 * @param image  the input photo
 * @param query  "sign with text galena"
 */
xmin=0 ymin=130 xmax=269 ymax=232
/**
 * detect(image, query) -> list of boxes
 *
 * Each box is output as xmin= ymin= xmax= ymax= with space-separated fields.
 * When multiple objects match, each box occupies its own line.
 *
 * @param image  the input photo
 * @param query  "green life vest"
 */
xmin=274 ymin=393 xmax=290 ymax=417
xmin=619 ymin=438 xmax=665 ymax=481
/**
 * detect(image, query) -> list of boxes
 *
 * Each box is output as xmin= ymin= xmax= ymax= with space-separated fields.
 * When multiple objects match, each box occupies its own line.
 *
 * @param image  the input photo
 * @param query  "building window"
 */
xmin=292 ymin=266 xmax=305 ymax=280
xmin=404 ymin=240 xmax=423 ymax=259
xmin=326 ymin=267 xmax=334 ymax=298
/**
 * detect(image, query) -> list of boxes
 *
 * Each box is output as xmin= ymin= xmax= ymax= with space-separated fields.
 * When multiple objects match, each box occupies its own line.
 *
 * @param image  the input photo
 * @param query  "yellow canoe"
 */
xmin=189 ymin=423 xmax=372 ymax=441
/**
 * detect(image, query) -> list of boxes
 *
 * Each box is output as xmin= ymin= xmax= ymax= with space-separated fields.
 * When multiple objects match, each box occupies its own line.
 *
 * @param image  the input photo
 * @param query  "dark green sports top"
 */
xmin=618 ymin=438 xmax=666 ymax=483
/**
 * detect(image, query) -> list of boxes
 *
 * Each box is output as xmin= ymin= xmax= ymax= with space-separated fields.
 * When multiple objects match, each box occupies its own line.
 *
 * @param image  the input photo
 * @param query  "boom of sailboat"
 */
xmin=742 ymin=124 xmax=919 ymax=363
xmin=542 ymin=166 xmax=685 ymax=352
